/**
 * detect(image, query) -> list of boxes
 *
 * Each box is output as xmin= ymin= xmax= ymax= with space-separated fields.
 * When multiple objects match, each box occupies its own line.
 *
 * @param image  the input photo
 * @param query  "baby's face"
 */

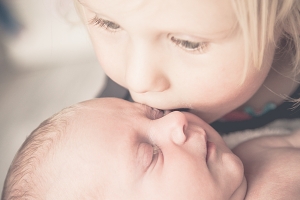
xmin=75 ymin=0 xmax=276 ymax=122
xmin=53 ymin=98 xmax=246 ymax=199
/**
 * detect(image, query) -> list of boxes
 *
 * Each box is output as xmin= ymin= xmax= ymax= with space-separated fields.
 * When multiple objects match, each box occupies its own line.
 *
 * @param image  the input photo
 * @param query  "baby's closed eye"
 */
xmin=137 ymin=143 xmax=161 ymax=170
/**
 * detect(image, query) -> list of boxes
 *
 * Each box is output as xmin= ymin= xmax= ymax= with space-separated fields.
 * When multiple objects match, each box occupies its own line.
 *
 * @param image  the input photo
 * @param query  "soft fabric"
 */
xmin=222 ymin=118 xmax=300 ymax=149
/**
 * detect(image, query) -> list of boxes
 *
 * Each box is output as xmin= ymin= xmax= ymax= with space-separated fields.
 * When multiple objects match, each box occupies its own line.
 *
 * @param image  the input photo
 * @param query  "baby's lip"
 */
xmin=197 ymin=128 xmax=208 ymax=161
xmin=189 ymin=126 xmax=208 ymax=160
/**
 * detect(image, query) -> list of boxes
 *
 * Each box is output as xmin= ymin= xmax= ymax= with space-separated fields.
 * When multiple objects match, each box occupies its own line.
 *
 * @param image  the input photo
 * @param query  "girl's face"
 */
xmin=78 ymin=0 xmax=276 ymax=122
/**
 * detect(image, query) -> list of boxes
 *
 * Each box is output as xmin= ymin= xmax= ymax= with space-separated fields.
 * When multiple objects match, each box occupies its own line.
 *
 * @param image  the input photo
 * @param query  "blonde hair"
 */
xmin=231 ymin=0 xmax=300 ymax=73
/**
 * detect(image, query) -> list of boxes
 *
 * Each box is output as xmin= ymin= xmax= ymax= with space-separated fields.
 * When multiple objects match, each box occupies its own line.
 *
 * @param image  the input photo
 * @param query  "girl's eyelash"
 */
xmin=170 ymin=36 xmax=207 ymax=53
xmin=89 ymin=16 xmax=121 ymax=32
xmin=89 ymin=16 xmax=207 ymax=53
xmin=88 ymin=16 xmax=206 ymax=53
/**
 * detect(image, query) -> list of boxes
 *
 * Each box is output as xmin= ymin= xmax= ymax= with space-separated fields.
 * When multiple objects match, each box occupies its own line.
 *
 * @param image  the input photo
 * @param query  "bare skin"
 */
xmin=4 ymin=98 xmax=300 ymax=199
xmin=233 ymin=130 xmax=300 ymax=199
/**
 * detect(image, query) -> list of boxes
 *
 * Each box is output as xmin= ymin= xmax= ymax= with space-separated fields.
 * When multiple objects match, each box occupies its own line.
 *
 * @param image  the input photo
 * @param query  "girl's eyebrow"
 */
xmin=76 ymin=0 xmax=95 ymax=11
xmin=76 ymin=0 xmax=113 ymax=20
xmin=76 ymin=0 xmax=83 ymax=5
xmin=77 ymin=0 xmax=90 ymax=8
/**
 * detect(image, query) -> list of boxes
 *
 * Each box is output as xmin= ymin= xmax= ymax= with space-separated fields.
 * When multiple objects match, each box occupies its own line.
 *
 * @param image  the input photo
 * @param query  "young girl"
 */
xmin=74 ymin=0 xmax=300 ymax=134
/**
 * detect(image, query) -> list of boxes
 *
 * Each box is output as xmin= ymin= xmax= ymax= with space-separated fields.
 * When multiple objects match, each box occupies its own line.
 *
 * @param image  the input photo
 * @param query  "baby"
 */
xmin=1 ymin=98 xmax=300 ymax=199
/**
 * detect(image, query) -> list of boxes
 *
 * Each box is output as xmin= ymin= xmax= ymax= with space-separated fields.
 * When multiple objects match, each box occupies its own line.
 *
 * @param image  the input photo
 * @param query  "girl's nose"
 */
xmin=150 ymin=111 xmax=188 ymax=146
xmin=125 ymin=41 xmax=170 ymax=93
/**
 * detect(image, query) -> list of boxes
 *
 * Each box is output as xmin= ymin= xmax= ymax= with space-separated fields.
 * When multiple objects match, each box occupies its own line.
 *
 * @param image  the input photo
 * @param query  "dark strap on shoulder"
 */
xmin=211 ymin=86 xmax=300 ymax=134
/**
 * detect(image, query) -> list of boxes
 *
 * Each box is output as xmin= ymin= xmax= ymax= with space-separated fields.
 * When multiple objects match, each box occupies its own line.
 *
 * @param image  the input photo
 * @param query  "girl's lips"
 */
xmin=163 ymin=110 xmax=171 ymax=116
xmin=171 ymin=108 xmax=190 ymax=112
xmin=164 ymin=108 xmax=190 ymax=115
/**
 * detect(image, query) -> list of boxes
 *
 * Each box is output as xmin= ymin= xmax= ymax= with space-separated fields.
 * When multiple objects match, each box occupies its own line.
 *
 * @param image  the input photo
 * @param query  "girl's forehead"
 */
xmin=78 ymin=0 xmax=147 ymax=12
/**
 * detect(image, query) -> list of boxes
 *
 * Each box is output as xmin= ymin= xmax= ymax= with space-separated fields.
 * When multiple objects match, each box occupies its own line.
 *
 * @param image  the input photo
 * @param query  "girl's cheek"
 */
xmin=94 ymin=47 xmax=127 ymax=86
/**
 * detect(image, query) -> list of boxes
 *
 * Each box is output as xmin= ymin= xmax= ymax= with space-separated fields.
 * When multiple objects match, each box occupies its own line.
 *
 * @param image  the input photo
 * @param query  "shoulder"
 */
xmin=232 ymin=130 xmax=300 ymax=168
xmin=243 ymin=147 xmax=300 ymax=200
xmin=233 ymin=130 xmax=300 ymax=199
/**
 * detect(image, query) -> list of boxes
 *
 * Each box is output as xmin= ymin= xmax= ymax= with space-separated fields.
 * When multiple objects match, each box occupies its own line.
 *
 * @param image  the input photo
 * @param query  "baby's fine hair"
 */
xmin=74 ymin=0 xmax=300 ymax=73
xmin=1 ymin=104 xmax=82 ymax=200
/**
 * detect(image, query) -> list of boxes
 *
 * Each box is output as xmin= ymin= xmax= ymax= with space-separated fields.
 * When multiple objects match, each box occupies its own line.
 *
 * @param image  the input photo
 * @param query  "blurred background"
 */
xmin=0 ymin=0 xmax=107 ymax=193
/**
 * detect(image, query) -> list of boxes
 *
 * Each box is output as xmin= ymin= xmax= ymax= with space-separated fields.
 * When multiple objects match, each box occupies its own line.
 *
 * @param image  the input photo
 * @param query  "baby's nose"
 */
xmin=150 ymin=111 xmax=188 ymax=146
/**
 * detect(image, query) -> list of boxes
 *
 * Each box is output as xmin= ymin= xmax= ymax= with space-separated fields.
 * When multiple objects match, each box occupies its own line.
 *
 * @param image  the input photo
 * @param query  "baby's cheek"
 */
xmin=95 ymin=50 xmax=126 ymax=87
xmin=88 ymin=32 xmax=127 ymax=85
xmin=137 ymin=174 xmax=164 ymax=200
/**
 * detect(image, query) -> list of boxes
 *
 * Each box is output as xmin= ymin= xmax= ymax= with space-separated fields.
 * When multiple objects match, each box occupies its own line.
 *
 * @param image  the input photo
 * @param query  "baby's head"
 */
xmin=2 ymin=98 xmax=246 ymax=200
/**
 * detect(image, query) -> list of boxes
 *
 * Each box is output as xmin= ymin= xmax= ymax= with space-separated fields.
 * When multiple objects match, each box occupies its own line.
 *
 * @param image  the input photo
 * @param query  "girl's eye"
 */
xmin=171 ymin=36 xmax=207 ymax=53
xmin=89 ymin=16 xmax=121 ymax=32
